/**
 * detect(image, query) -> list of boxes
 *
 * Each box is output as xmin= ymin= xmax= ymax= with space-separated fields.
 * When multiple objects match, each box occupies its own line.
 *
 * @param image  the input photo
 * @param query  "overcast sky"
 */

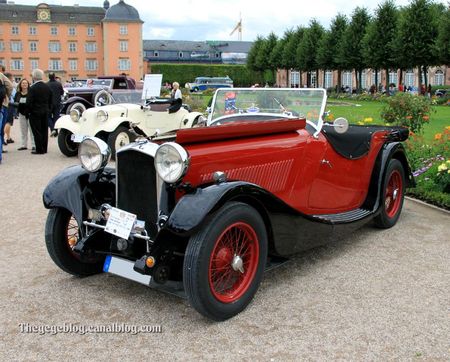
xmin=11 ymin=0 xmax=448 ymax=41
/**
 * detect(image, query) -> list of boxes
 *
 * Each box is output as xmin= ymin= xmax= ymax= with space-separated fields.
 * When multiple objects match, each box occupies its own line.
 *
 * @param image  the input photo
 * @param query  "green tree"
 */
xmin=262 ymin=32 xmax=279 ymax=84
xmin=363 ymin=1 xmax=399 ymax=88
xmin=246 ymin=35 xmax=265 ymax=82
xmin=339 ymin=7 xmax=371 ymax=92
xmin=434 ymin=5 xmax=449 ymax=65
xmin=317 ymin=14 xmax=348 ymax=90
xmin=271 ymin=29 xmax=293 ymax=86
xmin=282 ymin=27 xmax=306 ymax=85
xmin=296 ymin=19 xmax=325 ymax=87
xmin=394 ymin=0 xmax=438 ymax=87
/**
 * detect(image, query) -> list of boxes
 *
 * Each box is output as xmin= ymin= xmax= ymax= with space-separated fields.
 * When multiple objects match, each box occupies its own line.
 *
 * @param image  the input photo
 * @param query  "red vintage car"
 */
xmin=43 ymin=88 xmax=413 ymax=320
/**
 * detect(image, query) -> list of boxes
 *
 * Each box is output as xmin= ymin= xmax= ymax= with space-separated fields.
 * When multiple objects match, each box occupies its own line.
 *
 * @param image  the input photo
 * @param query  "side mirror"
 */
xmin=333 ymin=117 xmax=349 ymax=134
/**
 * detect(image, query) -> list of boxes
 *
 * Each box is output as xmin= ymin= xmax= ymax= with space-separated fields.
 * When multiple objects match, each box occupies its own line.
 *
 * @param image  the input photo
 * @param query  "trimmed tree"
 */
xmin=282 ymin=26 xmax=306 ymax=86
xmin=247 ymin=35 xmax=265 ymax=83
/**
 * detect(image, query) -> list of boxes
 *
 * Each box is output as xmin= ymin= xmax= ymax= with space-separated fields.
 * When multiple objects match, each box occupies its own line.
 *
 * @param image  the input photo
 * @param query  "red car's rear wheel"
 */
xmin=183 ymin=202 xmax=267 ymax=320
xmin=374 ymin=159 xmax=405 ymax=228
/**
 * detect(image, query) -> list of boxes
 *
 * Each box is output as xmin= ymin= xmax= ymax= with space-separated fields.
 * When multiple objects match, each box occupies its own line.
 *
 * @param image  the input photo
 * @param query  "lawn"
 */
xmin=327 ymin=99 xmax=450 ymax=142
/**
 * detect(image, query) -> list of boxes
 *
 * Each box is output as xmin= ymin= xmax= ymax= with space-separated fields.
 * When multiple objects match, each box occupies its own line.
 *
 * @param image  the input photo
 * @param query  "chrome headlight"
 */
xmin=70 ymin=109 xmax=80 ymax=122
xmin=154 ymin=142 xmax=189 ymax=183
xmin=78 ymin=137 xmax=111 ymax=173
xmin=96 ymin=109 xmax=108 ymax=122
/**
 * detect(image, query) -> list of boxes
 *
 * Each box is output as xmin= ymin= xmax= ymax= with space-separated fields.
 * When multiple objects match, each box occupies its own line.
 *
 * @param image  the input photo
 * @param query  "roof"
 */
xmin=103 ymin=0 xmax=142 ymax=22
xmin=0 ymin=3 xmax=105 ymax=23
xmin=143 ymin=40 xmax=253 ymax=53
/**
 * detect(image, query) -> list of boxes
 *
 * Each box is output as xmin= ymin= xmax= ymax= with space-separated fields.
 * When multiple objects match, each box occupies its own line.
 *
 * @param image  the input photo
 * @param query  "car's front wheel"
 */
xmin=66 ymin=102 xmax=87 ymax=115
xmin=374 ymin=158 xmax=406 ymax=228
xmin=45 ymin=208 xmax=104 ymax=276
xmin=57 ymin=129 xmax=78 ymax=157
xmin=183 ymin=202 xmax=268 ymax=320
xmin=107 ymin=126 xmax=136 ymax=160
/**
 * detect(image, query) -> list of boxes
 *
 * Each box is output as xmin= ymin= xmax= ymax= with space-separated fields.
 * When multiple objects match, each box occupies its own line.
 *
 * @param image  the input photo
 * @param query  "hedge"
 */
xmin=148 ymin=63 xmax=264 ymax=87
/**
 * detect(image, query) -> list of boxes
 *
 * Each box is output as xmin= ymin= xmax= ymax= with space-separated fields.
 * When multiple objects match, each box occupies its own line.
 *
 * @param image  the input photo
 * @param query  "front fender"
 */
xmin=97 ymin=118 xmax=132 ymax=133
xmin=43 ymin=165 xmax=115 ymax=225
xmin=55 ymin=114 xmax=82 ymax=134
xmin=180 ymin=112 xmax=203 ymax=128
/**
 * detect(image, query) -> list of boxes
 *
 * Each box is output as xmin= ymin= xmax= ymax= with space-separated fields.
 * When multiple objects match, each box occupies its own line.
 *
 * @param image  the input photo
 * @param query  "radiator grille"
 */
xmin=116 ymin=150 xmax=158 ymax=237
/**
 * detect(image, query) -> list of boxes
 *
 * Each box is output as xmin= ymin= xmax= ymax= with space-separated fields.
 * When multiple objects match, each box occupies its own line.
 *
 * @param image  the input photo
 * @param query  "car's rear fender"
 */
xmin=180 ymin=112 xmax=204 ymax=129
xmin=54 ymin=114 xmax=82 ymax=134
xmin=43 ymin=165 xmax=116 ymax=227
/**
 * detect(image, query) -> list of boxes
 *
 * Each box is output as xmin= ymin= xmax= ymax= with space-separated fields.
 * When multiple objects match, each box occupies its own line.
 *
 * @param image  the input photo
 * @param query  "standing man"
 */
xmin=47 ymin=73 xmax=64 ymax=137
xmin=0 ymin=66 xmax=13 ymax=163
xmin=26 ymin=69 xmax=52 ymax=154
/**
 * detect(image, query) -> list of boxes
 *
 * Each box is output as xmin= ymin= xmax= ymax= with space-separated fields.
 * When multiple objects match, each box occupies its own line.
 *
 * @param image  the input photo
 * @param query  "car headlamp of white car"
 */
xmin=155 ymin=142 xmax=189 ymax=184
xmin=70 ymin=109 xmax=81 ymax=122
xmin=96 ymin=109 xmax=108 ymax=122
xmin=78 ymin=137 xmax=111 ymax=173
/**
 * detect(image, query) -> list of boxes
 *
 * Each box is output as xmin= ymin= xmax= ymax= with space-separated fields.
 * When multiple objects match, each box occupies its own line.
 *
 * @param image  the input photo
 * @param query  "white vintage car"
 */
xmin=55 ymin=96 xmax=205 ymax=158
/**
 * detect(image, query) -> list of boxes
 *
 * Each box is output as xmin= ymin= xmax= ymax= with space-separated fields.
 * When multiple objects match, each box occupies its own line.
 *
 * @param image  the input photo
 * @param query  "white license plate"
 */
xmin=104 ymin=207 xmax=137 ymax=239
xmin=103 ymin=255 xmax=151 ymax=286
xmin=71 ymin=134 xmax=86 ymax=143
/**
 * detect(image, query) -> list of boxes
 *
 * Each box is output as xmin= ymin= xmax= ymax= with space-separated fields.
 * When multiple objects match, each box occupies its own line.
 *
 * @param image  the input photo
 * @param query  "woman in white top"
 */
xmin=169 ymin=82 xmax=183 ymax=113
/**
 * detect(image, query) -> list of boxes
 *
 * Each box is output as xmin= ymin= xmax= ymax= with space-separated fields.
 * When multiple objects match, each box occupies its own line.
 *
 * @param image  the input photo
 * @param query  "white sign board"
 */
xmin=142 ymin=74 xmax=163 ymax=100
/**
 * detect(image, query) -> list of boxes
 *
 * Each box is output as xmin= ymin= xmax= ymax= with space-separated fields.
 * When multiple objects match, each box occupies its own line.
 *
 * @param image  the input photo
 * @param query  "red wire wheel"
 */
xmin=208 ymin=222 xmax=260 ymax=303
xmin=384 ymin=169 xmax=403 ymax=219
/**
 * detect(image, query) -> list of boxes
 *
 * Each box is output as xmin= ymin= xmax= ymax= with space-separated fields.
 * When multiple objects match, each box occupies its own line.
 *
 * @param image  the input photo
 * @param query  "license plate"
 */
xmin=103 ymin=255 xmax=151 ymax=286
xmin=71 ymin=134 xmax=86 ymax=143
xmin=104 ymin=207 xmax=137 ymax=239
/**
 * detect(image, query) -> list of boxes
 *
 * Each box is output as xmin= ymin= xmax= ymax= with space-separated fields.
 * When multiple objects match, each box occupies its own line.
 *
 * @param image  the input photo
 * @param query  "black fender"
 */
xmin=363 ymin=142 xmax=414 ymax=212
xmin=61 ymin=97 xmax=93 ymax=113
xmin=43 ymin=165 xmax=115 ymax=227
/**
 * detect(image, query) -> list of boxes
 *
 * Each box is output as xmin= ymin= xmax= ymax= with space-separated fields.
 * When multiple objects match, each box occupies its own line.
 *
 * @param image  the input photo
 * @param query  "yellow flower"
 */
xmin=434 ymin=133 xmax=442 ymax=140
xmin=363 ymin=117 xmax=373 ymax=123
xmin=357 ymin=121 xmax=364 ymax=125
xmin=446 ymin=126 xmax=450 ymax=131
xmin=437 ymin=163 xmax=448 ymax=172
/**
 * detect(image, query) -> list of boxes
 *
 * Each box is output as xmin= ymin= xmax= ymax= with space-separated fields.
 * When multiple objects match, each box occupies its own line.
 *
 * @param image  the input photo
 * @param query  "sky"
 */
xmin=10 ymin=0 xmax=448 ymax=41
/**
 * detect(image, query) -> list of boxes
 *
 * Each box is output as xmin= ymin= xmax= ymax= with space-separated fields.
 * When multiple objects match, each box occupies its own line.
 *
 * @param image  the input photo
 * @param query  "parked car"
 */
xmin=185 ymin=76 xmax=233 ymax=92
xmin=435 ymin=89 xmax=447 ymax=97
xmin=61 ymin=75 xmax=137 ymax=115
xmin=55 ymin=94 xmax=205 ymax=158
xmin=43 ymin=88 xmax=413 ymax=320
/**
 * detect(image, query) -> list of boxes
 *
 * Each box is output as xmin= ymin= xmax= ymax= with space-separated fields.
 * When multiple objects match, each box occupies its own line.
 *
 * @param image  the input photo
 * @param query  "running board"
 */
xmin=312 ymin=208 xmax=373 ymax=224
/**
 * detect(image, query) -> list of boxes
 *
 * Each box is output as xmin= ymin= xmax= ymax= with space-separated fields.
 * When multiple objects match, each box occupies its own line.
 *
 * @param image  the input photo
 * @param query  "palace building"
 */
xmin=0 ymin=0 xmax=143 ymax=82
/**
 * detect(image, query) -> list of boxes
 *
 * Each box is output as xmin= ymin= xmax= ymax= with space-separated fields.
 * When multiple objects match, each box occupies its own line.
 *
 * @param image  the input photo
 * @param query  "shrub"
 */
xmin=381 ymin=92 xmax=433 ymax=134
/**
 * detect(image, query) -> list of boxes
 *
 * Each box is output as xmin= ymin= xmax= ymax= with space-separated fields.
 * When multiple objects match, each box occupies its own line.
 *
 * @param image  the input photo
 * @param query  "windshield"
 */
xmin=110 ymin=90 xmax=143 ymax=104
xmin=209 ymin=88 xmax=326 ymax=125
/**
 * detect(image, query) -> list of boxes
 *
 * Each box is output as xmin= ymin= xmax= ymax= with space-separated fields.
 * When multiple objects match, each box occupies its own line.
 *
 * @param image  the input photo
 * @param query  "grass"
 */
xmin=327 ymin=99 xmax=450 ymax=142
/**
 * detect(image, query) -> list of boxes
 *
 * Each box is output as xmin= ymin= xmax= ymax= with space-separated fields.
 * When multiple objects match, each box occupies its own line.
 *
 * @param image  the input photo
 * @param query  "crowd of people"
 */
xmin=0 ymin=67 xmax=63 ymax=164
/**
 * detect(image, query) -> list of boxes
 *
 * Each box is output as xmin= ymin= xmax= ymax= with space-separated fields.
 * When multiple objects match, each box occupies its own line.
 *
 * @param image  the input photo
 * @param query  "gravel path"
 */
xmin=1 ymin=126 xmax=449 ymax=361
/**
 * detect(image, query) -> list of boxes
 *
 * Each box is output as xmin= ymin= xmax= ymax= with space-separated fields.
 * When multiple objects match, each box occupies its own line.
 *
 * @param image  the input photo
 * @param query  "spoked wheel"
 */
xmin=183 ymin=202 xmax=267 ymax=321
xmin=45 ymin=208 xmax=104 ymax=276
xmin=374 ymin=159 xmax=405 ymax=228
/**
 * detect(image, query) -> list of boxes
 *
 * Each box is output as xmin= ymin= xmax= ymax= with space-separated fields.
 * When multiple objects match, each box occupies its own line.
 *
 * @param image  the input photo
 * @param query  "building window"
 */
xmin=85 ymin=42 xmax=97 ymax=53
xmin=11 ymin=25 xmax=19 ymax=35
xmin=179 ymin=52 xmax=183 ymax=58
xmin=389 ymin=69 xmax=398 ymax=86
xmin=290 ymin=71 xmax=300 ymax=88
xmin=68 ymin=42 xmax=77 ymax=52
xmin=29 ymin=26 xmax=37 ymax=35
xmin=119 ymin=25 xmax=128 ymax=35
xmin=85 ymin=59 xmax=98 ymax=71
xmin=371 ymin=70 xmax=382 ymax=87
xmin=10 ymin=41 xmax=23 ymax=52
xmin=49 ymin=59 xmax=62 ymax=71
xmin=324 ymin=71 xmax=333 ymax=89
xmin=49 ymin=41 xmax=61 ymax=52
xmin=69 ymin=59 xmax=77 ymax=71
xmin=30 ymin=59 xmax=39 ymax=70
xmin=215 ymin=52 xmax=220 ymax=58
xmin=405 ymin=69 xmax=415 ymax=88
xmin=50 ymin=27 xmax=58 ymax=36
xmin=10 ymin=59 xmax=24 ymax=70
xmin=0 ymin=42 xmax=4 ymax=52
xmin=360 ymin=70 xmax=367 ymax=90
xmin=29 ymin=41 xmax=38 ymax=52
xmin=342 ymin=71 xmax=353 ymax=89
xmin=434 ymin=70 xmax=444 ymax=86
xmin=87 ymin=27 xmax=95 ymax=36
xmin=153 ymin=51 xmax=159 ymax=57
xmin=118 ymin=58 xmax=131 ymax=71
xmin=68 ymin=27 xmax=76 ymax=36
xmin=119 ymin=41 xmax=128 ymax=52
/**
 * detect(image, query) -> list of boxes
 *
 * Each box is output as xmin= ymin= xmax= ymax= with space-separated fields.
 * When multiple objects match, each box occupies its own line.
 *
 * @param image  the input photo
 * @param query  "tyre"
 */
xmin=93 ymin=90 xmax=112 ymax=106
xmin=45 ymin=208 xmax=104 ymax=277
xmin=183 ymin=202 xmax=268 ymax=320
xmin=374 ymin=159 xmax=406 ymax=228
xmin=57 ymin=129 xmax=78 ymax=157
xmin=107 ymin=125 xmax=135 ymax=160
xmin=66 ymin=102 xmax=87 ymax=115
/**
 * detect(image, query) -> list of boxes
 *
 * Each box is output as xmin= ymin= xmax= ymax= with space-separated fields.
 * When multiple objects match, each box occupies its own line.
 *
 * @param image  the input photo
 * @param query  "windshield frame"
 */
xmin=207 ymin=88 xmax=327 ymax=137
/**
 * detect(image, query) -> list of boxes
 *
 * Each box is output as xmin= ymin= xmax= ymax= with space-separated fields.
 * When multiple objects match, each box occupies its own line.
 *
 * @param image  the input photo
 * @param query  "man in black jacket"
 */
xmin=47 ymin=73 xmax=64 ymax=137
xmin=26 ymin=69 xmax=52 ymax=154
